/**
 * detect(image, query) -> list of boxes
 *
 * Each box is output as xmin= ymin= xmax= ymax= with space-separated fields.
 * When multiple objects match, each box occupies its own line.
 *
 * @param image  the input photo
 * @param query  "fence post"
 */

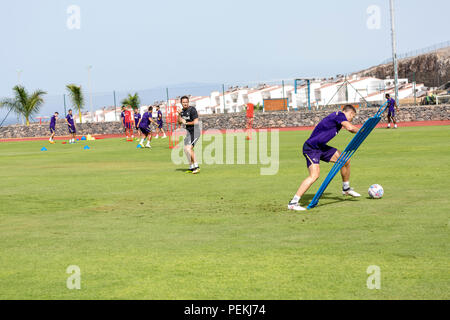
xmin=63 ymin=94 xmax=67 ymax=116
xmin=222 ymin=84 xmax=226 ymax=113
xmin=113 ymin=90 xmax=117 ymax=121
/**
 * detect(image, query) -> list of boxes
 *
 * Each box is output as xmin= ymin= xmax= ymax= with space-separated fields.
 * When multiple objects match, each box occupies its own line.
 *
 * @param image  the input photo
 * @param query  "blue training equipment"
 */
xmin=137 ymin=144 xmax=142 ymax=149
xmin=84 ymin=146 xmax=90 ymax=150
xmin=41 ymin=147 xmax=47 ymax=152
xmin=307 ymin=102 xmax=388 ymax=210
xmin=81 ymin=136 xmax=87 ymax=141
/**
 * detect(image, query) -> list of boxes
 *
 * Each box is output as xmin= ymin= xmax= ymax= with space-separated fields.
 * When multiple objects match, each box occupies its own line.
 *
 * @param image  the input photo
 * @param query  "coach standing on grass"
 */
xmin=178 ymin=96 xmax=201 ymax=174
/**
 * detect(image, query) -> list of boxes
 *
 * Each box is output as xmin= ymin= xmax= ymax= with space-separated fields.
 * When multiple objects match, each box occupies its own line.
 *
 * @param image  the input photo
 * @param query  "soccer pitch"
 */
xmin=0 ymin=126 xmax=449 ymax=300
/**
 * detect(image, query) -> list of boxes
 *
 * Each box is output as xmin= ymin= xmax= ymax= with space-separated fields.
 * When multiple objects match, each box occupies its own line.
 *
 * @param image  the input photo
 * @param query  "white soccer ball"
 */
xmin=368 ymin=184 xmax=384 ymax=199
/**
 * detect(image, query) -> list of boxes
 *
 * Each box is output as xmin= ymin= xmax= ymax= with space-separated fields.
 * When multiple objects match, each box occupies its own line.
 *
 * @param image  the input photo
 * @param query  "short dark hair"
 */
xmin=148 ymin=106 xmax=153 ymax=111
xmin=68 ymin=109 xmax=72 ymax=112
xmin=343 ymin=105 xmax=356 ymax=113
xmin=180 ymin=96 xmax=189 ymax=102
xmin=55 ymin=112 xmax=59 ymax=115
xmin=385 ymin=94 xmax=390 ymax=98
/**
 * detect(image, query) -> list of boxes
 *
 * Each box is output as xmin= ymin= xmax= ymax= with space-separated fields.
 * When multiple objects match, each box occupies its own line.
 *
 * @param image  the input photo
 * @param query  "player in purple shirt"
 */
xmin=48 ymin=112 xmax=59 ymax=144
xmin=65 ymin=109 xmax=77 ymax=144
xmin=136 ymin=106 xmax=158 ymax=148
xmin=385 ymin=94 xmax=398 ymax=129
xmin=154 ymin=105 xmax=167 ymax=139
xmin=288 ymin=105 xmax=361 ymax=211
xmin=120 ymin=106 xmax=127 ymax=133
xmin=133 ymin=108 xmax=142 ymax=140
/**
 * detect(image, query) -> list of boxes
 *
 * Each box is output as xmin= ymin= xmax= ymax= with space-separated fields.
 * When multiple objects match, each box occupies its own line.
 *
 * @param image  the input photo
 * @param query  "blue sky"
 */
xmin=0 ymin=0 xmax=449 ymax=111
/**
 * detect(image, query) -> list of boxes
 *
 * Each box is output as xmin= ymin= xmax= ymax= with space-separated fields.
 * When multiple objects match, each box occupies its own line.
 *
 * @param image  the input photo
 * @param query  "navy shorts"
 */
xmin=303 ymin=143 xmax=337 ymax=168
xmin=388 ymin=109 xmax=396 ymax=117
xmin=50 ymin=127 xmax=56 ymax=134
xmin=157 ymin=121 xmax=163 ymax=129
xmin=139 ymin=127 xmax=151 ymax=135
xmin=68 ymin=126 xmax=76 ymax=134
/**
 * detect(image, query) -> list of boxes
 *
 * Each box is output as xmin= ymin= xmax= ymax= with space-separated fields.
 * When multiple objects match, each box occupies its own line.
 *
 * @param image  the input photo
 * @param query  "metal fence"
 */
xmin=381 ymin=40 xmax=450 ymax=65
xmin=1 ymin=73 xmax=448 ymax=126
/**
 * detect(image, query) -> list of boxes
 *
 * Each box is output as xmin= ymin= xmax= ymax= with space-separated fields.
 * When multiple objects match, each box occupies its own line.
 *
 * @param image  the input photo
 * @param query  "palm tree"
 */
xmin=66 ymin=84 xmax=85 ymax=123
xmin=0 ymin=85 xmax=46 ymax=126
xmin=121 ymin=93 xmax=140 ymax=110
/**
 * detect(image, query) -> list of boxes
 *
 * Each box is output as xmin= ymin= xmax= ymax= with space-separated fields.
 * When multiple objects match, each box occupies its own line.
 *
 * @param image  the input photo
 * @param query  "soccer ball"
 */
xmin=368 ymin=184 xmax=384 ymax=199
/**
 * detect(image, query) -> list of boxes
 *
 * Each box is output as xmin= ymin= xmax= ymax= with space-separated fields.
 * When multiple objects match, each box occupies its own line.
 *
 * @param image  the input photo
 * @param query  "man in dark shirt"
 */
xmin=178 ymin=96 xmax=201 ymax=174
xmin=65 ymin=109 xmax=77 ymax=144
xmin=385 ymin=94 xmax=398 ymax=129
xmin=288 ymin=105 xmax=361 ymax=211
xmin=49 ymin=112 xmax=59 ymax=144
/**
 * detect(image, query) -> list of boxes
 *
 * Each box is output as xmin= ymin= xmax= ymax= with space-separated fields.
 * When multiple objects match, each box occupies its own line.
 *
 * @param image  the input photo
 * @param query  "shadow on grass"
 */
xmin=300 ymin=193 xmax=359 ymax=208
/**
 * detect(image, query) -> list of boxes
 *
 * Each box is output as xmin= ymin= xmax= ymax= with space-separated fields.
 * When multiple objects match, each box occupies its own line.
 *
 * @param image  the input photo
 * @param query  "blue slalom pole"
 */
xmin=307 ymin=102 xmax=388 ymax=210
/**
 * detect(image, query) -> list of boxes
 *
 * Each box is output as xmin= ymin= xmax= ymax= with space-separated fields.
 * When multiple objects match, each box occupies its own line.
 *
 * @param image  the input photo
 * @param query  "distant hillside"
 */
xmin=353 ymin=47 xmax=450 ymax=88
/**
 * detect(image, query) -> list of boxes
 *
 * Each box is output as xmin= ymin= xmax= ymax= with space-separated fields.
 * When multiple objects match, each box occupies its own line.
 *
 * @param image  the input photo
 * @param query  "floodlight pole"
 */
xmin=87 ymin=65 xmax=93 ymax=122
xmin=389 ymin=0 xmax=399 ymax=105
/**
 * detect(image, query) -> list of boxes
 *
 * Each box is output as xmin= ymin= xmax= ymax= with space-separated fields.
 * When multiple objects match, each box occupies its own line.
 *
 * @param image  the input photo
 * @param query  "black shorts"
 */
xmin=184 ymin=129 xmax=201 ymax=147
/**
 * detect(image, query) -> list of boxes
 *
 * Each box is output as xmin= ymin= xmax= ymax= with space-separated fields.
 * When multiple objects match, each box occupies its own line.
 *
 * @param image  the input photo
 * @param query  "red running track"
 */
xmin=1 ymin=120 xmax=449 ymax=143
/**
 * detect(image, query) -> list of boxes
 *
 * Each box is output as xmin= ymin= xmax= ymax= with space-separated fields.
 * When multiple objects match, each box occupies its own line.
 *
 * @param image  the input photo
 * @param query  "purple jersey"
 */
xmin=50 ymin=115 xmax=56 ymax=128
xmin=139 ymin=112 xmax=152 ymax=128
xmin=387 ymin=98 xmax=396 ymax=111
xmin=66 ymin=114 xmax=75 ymax=127
xmin=157 ymin=110 xmax=163 ymax=123
xmin=134 ymin=112 xmax=141 ymax=126
xmin=121 ymin=111 xmax=125 ymax=124
xmin=305 ymin=111 xmax=348 ymax=149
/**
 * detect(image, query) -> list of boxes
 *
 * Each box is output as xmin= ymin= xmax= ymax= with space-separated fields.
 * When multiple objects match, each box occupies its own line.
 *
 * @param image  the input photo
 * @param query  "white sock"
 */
xmin=194 ymin=163 xmax=199 ymax=168
xmin=190 ymin=164 xmax=194 ymax=170
xmin=140 ymin=139 xmax=144 ymax=145
xmin=291 ymin=195 xmax=301 ymax=204
xmin=343 ymin=181 xmax=350 ymax=190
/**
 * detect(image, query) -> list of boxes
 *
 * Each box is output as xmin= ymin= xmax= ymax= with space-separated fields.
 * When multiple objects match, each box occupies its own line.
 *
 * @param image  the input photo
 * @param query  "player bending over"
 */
xmin=49 ymin=112 xmax=59 ymax=144
xmin=154 ymin=105 xmax=167 ymax=139
xmin=288 ymin=105 xmax=361 ymax=211
xmin=385 ymin=94 xmax=398 ymax=129
xmin=137 ymin=106 xmax=158 ymax=148
xmin=178 ymin=96 xmax=200 ymax=174
xmin=65 ymin=109 xmax=77 ymax=144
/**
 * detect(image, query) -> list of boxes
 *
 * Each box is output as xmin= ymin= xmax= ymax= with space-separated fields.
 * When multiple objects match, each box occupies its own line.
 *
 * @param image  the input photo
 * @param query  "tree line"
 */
xmin=0 ymin=85 xmax=141 ymax=126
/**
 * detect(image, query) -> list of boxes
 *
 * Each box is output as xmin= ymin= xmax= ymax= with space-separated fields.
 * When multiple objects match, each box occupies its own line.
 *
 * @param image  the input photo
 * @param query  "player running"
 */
xmin=385 ymin=94 xmax=398 ymax=129
xmin=288 ymin=105 xmax=361 ymax=211
xmin=65 ymin=109 xmax=77 ymax=144
xmin=49 ymin=112 xmax=59 ymax=144
xmin=134 ymin=108 xmax=142 ymax=140
xmin=178 ymin=96 xmax=201 ymax=174
xmin=154 ymin=105 xmax=167 ymax=139
xmin=137 ymin=106 xmax=158 ymax=148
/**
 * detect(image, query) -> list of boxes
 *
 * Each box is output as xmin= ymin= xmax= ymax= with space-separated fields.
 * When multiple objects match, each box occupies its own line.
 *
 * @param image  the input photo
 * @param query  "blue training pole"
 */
xmin=307 ymin=102 xmax=388 ymax=210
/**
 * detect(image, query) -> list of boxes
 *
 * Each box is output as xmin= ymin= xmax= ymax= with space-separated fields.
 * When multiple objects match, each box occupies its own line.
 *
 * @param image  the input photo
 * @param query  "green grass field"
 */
xmin=0 ymin=126 xmax=449 ymax=300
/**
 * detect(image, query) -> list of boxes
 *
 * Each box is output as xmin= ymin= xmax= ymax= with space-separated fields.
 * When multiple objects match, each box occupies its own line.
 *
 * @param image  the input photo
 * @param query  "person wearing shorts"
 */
xmin=287 ymin=105 xmax=361 ymax=211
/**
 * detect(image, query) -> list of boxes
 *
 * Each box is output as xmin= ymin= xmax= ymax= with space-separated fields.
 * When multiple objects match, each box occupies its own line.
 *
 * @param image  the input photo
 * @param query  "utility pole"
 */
xmin=87 ymin=65 xmax=93 ymax=122
xmin=389 ymin=0 xmax=399 ymax=106
xmin=17 ymin=69 xmax=22 ymax=84
xmin=17 ymin=69 xmax=24 ymax=124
